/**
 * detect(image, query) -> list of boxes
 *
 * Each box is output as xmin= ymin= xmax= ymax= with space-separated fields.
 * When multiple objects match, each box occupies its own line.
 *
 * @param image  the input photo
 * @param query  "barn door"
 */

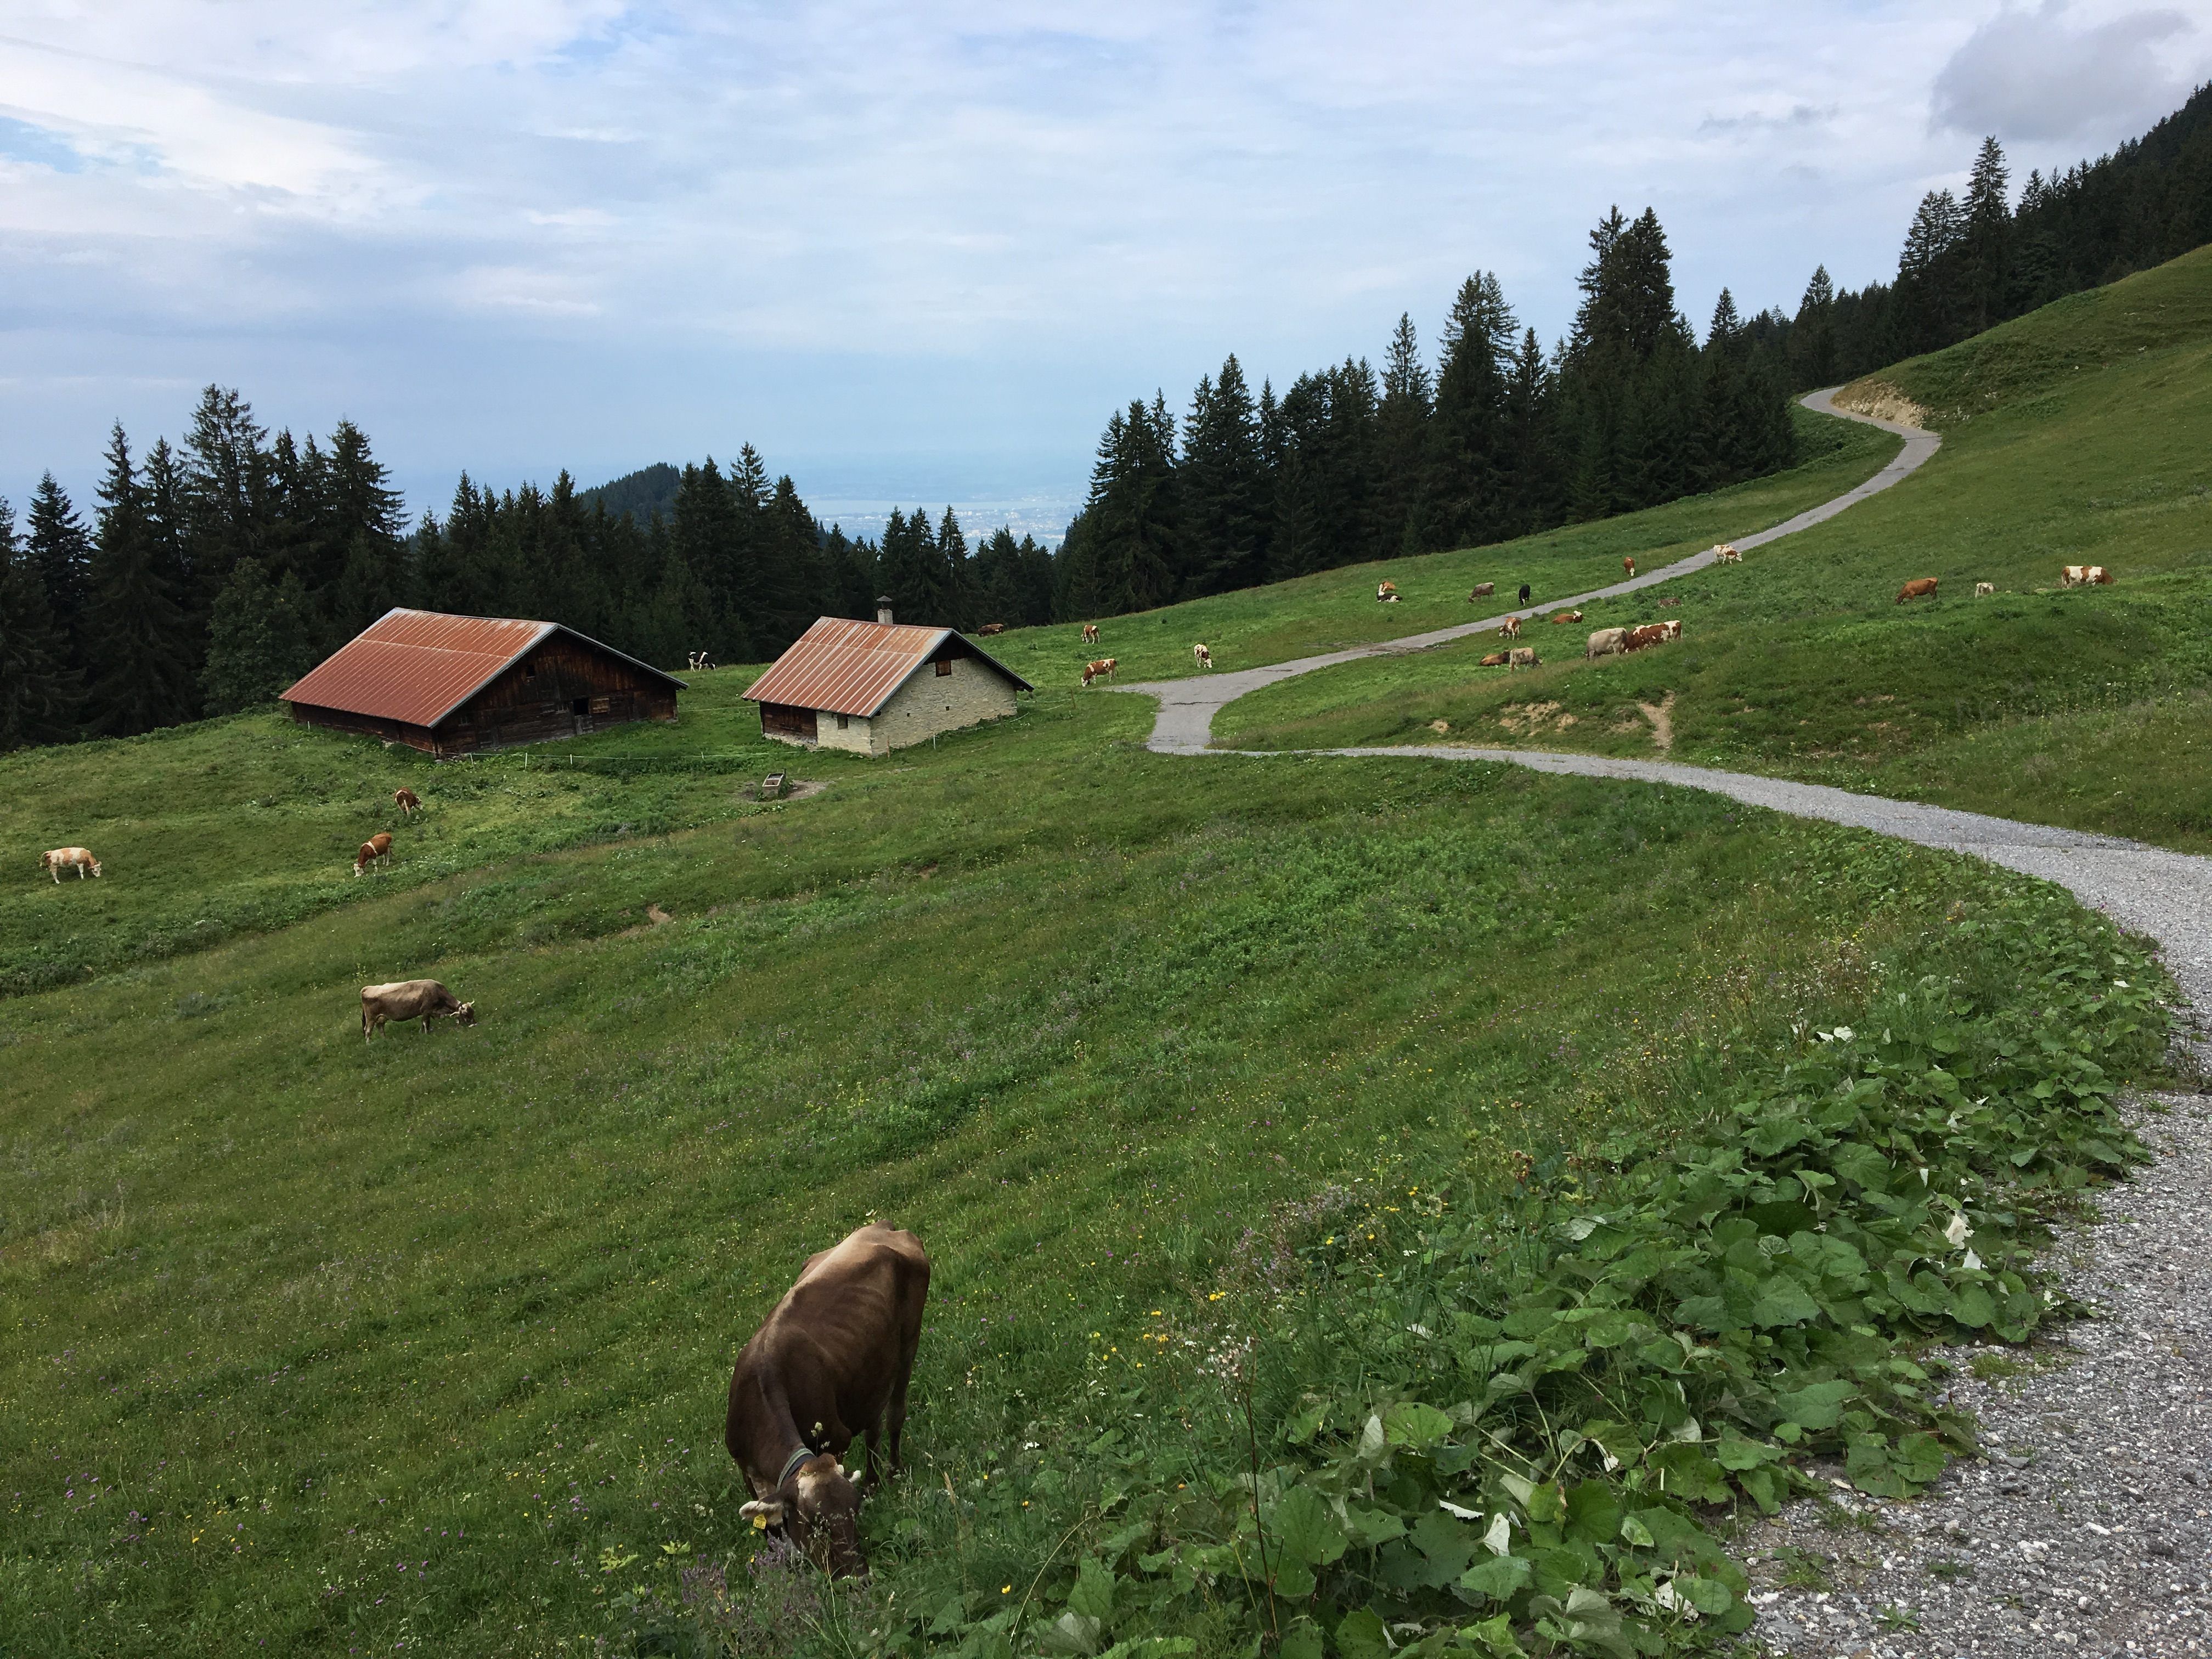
xmin=571 ymin=696 xmax=592 ymax=735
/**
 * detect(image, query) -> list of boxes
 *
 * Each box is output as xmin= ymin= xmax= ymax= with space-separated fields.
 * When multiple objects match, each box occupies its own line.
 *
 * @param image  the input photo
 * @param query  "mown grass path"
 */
xmin=1118 ymin=388 xmax=1941 ymax=752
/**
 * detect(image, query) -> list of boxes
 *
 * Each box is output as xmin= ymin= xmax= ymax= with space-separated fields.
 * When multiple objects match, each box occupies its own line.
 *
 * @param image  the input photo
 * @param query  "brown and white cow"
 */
xmin=2061 ymin=566 xmax=2087 ymax=588
xmin=1548 ymin=610 xmax=1583 ymax=624
xmin=1469 ymin=582 xmax=1495 ymax=600
xmin=1193 ymin=643 xmax=1213 ymax=669
xmin=1623 ymin=556 xmax=1637 ymax=579
xmin=1499 ymin=615 xmax=1523 ymax=640
xmin=1896 ymin=577 xmax=1939 ymax=603
xmin=1712 ymin=544 xmax=1742 ymax=564
xmin=360 ymin=979 xmax=475 ymax=1040
xmin=1376 ymin=580 xmax=1400 ymax=603
xmin=1585 ymin=627 xmax=1627 ymax=659
xmin=394 ymin=787 xmax=421 ymax=817
xmin=727 ymin=1222 xmax=930 ymax=1578
xmin=354 ymin=832 xmax=393 ymax=876
xmin=1081 ymin=658 xmax=1118 ymax=687
xmin=1081 ymin=623 xmax=1100 ymax=644
xmin=2086 ymin=566 xmax=2112 ymax=585
xmin=977 ymin=623 xmax=1006 ymax=636
xmin=1974 ymin=582 xmax=1995 ymax=597
xmin=1622 ymin=623 xmax=1675 ymax=652
xmin=1508 ymin=647 xmax=1539 ymax=669
xmin=1479 ymin=651 xmax=1511 ymax=667
xmin=41 ymin=847 xmax=101 ymax=883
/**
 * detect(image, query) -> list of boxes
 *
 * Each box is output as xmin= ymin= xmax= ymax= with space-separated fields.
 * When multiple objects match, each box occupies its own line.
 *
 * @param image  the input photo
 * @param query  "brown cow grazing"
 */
xmin=1193 ymin=643 xmax=1213 ymax=669
xmin=1499 ymin=615 xmax=1523 ymax=640
xmin=1548 ymin=610 xmax=1583 ymax=624
xmin=727 ymin=1222 xmax=930 ymax=1578
xmin=360 ymin=979 xmax=475 ymax=1040
xmin=1479 ymin=651 xmax=1511 ymax=667
xmin=394 ymin=787 xmax=421 ymax=817
xmin=41 ymin=847 xmax=101 ymax=883
xmin=1081 ymin=658 xmax=1118 ymax=687
xmin=1585 ymin=627 xmax=1627 ymax=659
xmin=1712 ymin=544 xmax=1742 ymax=564
xmin=1896 ymin=577 xmax=1939 ymax=603
xmin=977 ymin=623 xmax=1006 ymax=636
xmin=1469 ymin=582 xmax=1495 ymax=600
xmin=1508 ymin=647 xmax=1539 ymax=668
xmin=1622 ymin=623 xmax=1677 ymax=652
xmin=1081 ymin=622 xmax=1100 ymax=644
xmin=1623 ymin=556 xmax=1637 ymax=579
xmin=354 ymin=832 xmax=393 ymax=877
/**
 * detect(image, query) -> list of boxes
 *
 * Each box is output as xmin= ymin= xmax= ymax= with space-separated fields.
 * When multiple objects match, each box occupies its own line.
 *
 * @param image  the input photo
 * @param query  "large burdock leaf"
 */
xmin=1269 ymin=1485 xmax=1348 ymax=1566
xmin=1383 ymin=1402 xmax=1455 ymax=1451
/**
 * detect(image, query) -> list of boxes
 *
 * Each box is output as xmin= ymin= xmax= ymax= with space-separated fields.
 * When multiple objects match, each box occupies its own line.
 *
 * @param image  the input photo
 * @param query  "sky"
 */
xmin=4 ymin=1 xmax=2209 ymax=544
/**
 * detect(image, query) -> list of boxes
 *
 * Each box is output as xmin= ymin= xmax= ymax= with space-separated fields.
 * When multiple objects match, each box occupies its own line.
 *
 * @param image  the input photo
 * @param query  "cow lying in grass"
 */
xmin=1480 ymin=652 xmax=1510 ymax=667
xmin=727 ymin=1222 xmax=930 ymax=1577
xmin=1548 ymin=610 xmax=1583 ymax=624
xmin=360 ymin=979 xmax=475 ymax=1040
xmin=42 ymin=847 xmax=101 ymax=882
xmin=354 ymin=832 xmax=393 ymax=876
xmin=2061 ymin=565 xmax=2113 ymax=587
xmin=1376 ymin=580 xmax=1400 ymax=602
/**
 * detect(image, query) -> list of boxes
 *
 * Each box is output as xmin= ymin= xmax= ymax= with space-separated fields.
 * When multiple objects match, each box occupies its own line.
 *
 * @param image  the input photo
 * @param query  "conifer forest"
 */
xmin=3 ymin=87 xmax=2208 ymax=753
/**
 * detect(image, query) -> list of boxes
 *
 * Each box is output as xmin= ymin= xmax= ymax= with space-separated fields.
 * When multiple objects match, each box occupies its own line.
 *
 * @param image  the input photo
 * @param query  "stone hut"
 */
xmin=743 ymin=608 xmax=1032 ymax=757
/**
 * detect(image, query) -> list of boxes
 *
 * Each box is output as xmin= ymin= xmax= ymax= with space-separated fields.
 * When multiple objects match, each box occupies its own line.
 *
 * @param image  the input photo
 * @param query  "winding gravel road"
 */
xmin=1114 ymin=391 xmax=2212 ymax=1655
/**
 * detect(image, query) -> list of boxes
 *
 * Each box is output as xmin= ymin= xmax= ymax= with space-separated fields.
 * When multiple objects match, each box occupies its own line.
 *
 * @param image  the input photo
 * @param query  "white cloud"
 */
xmin=1933 ymin=2 xmax=2202 ymax=140
xmin=6 ymin=0 xmax=2212 ymax=522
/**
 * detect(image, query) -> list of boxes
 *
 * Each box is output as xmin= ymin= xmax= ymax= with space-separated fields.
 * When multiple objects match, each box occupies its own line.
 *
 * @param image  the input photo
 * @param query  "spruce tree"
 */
xmin=1897 ymin=189 xmax=1968 ymax=353
xmin=1180 ymin=354 xmax=1268 ymax=596
xmin=26 ymin=473 xmax=92 ymax=671
xmin=0 ymin=494 xmax=82 ymax=749
xmin=1424 ymin=273 xmax=1515 ymax=549
xmin=1962 ymin=136 xmax=2013 ymax=331
xmin=201 ymin=557 xmax=313 ymax=715
xmin=1078 ymin=399 xmax=1181 ymax=612
xmin=182 ymin=384 xmax=269 ymax=601
xmin=85 ymin=423 xmax=195 ymax=735
xmin=1375 ymin=314 xmax=1433 ymax=551
xmin=1791 ymin=266 xmax=1839 ymax=387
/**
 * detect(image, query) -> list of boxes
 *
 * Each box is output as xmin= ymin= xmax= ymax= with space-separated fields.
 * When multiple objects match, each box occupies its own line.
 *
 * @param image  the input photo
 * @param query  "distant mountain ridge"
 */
xmin=580 ymin=462 xmax=680 ymax=524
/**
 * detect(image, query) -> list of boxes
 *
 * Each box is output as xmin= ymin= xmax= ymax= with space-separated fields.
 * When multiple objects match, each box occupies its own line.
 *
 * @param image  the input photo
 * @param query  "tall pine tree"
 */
xmin=85 ymin=424 xmax=195 ymax=735
xmin=0 ymin=494 xmax=81 ymax=749
xmin=26 ymin=473 xmax=93 ymax=673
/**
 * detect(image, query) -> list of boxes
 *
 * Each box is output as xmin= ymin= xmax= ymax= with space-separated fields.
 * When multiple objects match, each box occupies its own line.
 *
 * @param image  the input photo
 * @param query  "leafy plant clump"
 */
xmin=623 ymin=889 xmax=2166 ymax=1659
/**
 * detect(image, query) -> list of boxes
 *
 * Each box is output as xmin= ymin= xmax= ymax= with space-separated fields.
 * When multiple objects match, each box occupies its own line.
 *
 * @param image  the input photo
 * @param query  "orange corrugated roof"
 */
xmin=281 ymin=608 xmax=683 ymax=729
xmin=743 ymin=617 xmax=1032 ymax=717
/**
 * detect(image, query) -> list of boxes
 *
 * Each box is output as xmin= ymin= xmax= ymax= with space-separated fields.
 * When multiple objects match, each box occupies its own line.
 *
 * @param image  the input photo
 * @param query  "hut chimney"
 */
xmin=876 ymin=596 xmax=895 ymax=625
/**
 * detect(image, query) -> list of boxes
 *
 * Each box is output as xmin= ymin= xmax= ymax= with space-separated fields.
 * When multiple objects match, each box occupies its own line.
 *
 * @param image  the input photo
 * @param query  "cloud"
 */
xmin=1932 ymin=2 xmax=2199 ymax=140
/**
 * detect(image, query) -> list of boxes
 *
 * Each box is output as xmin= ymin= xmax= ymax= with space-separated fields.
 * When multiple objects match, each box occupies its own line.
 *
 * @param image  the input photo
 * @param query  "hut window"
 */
xmin=836 ymin=713 xmax=850 ymax=729
xmin=934 ymin=659 xmax=952 ymax=676
xmin=522 ymin=662 xmax=537 ymax=680
xmin=590 ymin=696 xmax=612 ymax=714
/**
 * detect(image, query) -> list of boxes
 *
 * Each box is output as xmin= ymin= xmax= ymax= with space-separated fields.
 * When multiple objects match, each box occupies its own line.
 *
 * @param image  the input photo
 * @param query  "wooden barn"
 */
xmin=743 ymin=611 xmax=1032 ymax=757
xmin=281 ymin=608 xmax=685 ymax=757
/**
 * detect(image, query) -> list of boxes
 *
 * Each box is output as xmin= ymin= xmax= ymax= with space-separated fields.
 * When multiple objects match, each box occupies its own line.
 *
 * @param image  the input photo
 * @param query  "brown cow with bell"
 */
xmin=726 ymin=1222 xmax=930 ymax=1577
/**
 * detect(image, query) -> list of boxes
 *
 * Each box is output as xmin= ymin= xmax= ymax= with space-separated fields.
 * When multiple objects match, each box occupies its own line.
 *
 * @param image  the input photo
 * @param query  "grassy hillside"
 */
xmin=1217 ymin=245 xmax=2212 ymax=851
xmin=1 ymin=656 xmax=2161 ymax=1656
xmin=981 ymin=405 xmax=1895 ymax=689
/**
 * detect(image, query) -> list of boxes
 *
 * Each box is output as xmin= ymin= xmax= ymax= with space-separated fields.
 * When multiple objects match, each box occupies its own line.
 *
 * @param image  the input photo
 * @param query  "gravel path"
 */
xmin=1119 ymin=387 xmax=1940 ymax=752
xmin=1114 ymin=392 xmax=2212 ymax=1654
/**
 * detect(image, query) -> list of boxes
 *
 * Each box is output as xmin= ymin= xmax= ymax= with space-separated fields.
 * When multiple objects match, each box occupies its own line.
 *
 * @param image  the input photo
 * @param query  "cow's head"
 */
xmin=740 ymin=1454 xmax=865 ymax=1576
xmin=88 ymin=860 xmax=102 ymax=878
xmin=453 ymin=1002 xmax=476 ymax=1026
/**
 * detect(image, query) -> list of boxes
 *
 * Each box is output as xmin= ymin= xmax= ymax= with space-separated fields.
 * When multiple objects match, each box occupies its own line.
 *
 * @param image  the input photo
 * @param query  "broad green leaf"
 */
xmin=1383 ymin=1402 xmax=1455 ymax=1451
xmin=1333 ymin=1609 xmax=1390 ymax=1659
xmin=1617 ymin=1513 xmax=1655 ymax=1548
xmin=1066 ymin=1558 xmax=1116 ymax=1622
xmin=1036 ymin=1612 xmax=1101 ymax=1657
xmin=1750 ymin=1274 xmax=1822 ymax=1327
xmin=1676 ymin=1575 xmax=1735 ymax=1615
xmin=1277 ymin=1622 xmax=1323 ymax=1659
xmin=1951 ymin=1285 xmax=1996 ymax=1328
xmin=1457 ymin=1553 xmax=1532 ymax=1604
xmin=1270 ymin=1486 xmax=1348 ymax=1567
xmin=1344 ymin=1504 xmax=1406 ymax=1547
xmin=1460 ymin=1613 xmax=1529 ymax=1659
xmin=1270 ymin=1554 xmax=1316 ymax=1601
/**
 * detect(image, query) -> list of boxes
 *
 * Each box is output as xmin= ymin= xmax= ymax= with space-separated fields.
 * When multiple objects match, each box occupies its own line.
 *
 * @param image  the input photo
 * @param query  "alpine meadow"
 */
xmin=5 ymin=55 xmax=2212 ymax=1659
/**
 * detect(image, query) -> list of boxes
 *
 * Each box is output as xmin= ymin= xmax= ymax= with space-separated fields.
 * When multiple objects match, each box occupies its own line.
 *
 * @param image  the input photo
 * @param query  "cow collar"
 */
xmin=776 ymin=1445 xmax=817 ymax=1488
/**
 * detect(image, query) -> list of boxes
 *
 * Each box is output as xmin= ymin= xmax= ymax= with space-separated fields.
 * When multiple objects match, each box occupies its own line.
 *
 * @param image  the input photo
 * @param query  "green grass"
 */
xmin=1 ymin=255 xmax=2197 ymax=1657
xmin=0 ymin=662 xmax=2120 ymax=1657
xmin=979 ymin=405 xmax=1895 ymax=689
xmin=1213 ymin=245 xmax=2212 ymax=851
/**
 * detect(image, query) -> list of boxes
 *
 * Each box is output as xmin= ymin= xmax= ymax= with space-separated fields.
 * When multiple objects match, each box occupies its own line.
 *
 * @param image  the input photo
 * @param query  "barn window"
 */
xmin=836 ymin=713 xmax=850 ymax=729
xmin=590 ymin=696 xmax=612 ymax=714
xmin=523 ymin=662 xmax=537 ymax=680
xmin=571 ymin=698 xmax=589 ymax=716
xmin=934 ymin=659 xmax=952 ymax=676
